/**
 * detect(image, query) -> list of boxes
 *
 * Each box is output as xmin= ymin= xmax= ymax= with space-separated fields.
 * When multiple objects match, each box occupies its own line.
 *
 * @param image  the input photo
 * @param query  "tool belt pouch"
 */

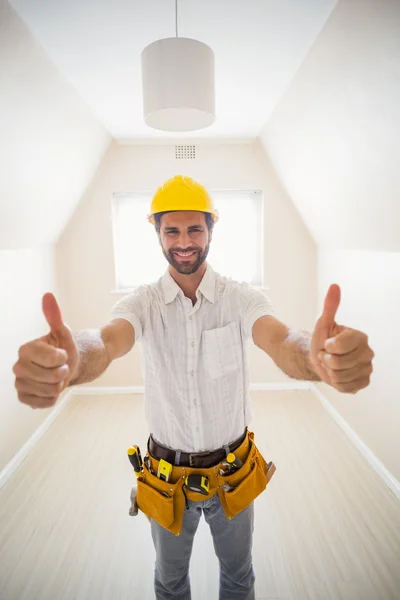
xmin=136 ymin=465 xmax=184 ymax=532
xmin=218 ymin=431 xmax=275 ymax=520
xmin=136 ymin=431 xmax=275 ymax=534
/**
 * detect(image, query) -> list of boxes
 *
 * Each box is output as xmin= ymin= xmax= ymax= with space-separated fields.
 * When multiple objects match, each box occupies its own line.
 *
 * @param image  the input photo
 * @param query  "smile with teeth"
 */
xmin=174 ymin=250 xmax=197 ymax=258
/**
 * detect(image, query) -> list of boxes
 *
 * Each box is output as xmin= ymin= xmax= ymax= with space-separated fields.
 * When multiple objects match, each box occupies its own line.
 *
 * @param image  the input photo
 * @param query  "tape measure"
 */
xmin=185 ymin=474 xmax=210 ymax=495
xmin=157 ymin=459 xmax=173 ymax=482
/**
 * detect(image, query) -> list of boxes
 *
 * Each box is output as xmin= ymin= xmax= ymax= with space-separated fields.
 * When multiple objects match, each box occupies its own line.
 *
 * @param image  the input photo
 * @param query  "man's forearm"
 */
xmin=279 ymin=330 xmax=321 ymax=381
xmin=69 ymin=330 xmax=111 ymax=386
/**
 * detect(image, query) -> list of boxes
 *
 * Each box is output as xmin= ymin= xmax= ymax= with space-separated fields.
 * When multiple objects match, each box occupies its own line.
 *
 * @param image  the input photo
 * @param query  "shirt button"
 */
xmin=191 ymin=341 xmax=195 ymax=347
xmin=189 ymin=316 xmax=192 ymax=320
xmin=190 ymin=370 xmax=194 ymax=376
xmin=196 ymin=426 xmax=199 ymax=432
xmin=193 ymin=398 xmax=197 ymax=405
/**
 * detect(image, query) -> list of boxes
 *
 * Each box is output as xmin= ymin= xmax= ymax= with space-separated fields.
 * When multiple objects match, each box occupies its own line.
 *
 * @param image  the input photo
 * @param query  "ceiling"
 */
xmin=9 ymin=0 xmax=337 ymax=141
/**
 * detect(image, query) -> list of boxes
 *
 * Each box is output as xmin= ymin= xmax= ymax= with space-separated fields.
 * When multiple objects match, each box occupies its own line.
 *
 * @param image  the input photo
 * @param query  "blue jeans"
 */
xmin=150 ymin=493 xmax=255 ymax=600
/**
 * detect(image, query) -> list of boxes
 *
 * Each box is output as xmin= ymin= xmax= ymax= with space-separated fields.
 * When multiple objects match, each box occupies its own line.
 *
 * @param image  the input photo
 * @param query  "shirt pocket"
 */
xmin=202 ymin=322 xmax=241 ymax=380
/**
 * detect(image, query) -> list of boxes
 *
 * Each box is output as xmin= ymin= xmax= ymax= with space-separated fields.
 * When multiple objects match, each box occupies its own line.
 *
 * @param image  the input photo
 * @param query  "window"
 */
xmin=111 ymin=190 xmax=263 ymax=290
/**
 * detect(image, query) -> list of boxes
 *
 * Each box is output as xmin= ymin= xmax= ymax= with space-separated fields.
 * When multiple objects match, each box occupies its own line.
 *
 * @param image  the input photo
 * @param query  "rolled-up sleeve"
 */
xmin=242 ymin=286 xmax=275 ymax=339
xmin=109 ymin=286 xmax=148 ymax=342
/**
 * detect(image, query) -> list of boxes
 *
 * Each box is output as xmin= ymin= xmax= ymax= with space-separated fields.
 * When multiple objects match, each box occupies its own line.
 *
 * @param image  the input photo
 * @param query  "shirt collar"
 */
xmin=197 ymin=263 xmax=215 ymax=304
xmin=162 ymin=264 xmax=216 ymax=305
xmin=162 ymin=270 xmax=181 ymax=304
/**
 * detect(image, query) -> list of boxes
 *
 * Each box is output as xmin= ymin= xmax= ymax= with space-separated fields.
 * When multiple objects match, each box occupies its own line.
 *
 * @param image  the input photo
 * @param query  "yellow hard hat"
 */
xmin=148 ymin=175 xmax=218 ymax=224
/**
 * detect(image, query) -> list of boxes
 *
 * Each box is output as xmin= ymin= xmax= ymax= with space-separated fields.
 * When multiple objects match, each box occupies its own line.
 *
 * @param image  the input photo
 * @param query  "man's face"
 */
xmin=158 ymin=211 xmax=212 ymax=275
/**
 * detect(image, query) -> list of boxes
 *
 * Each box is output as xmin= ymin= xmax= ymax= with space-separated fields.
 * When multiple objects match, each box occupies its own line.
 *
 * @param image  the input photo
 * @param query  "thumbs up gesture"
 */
xmin=13 ymin=293 xmax=79 ymax=409
xmin=310 ymin=284 xmax=374 ymax=394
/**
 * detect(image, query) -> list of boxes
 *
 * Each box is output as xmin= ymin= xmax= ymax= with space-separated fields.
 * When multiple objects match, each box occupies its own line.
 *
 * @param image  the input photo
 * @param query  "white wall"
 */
xmin=260 ymin=0 xmax=400 ymax=252
xmin=0 ymin=0 xmax=111 ymax=472
xmin=316 ymin=249 xmax=400 ymax=481
xmin=0 ymin=247 xmax=57 ymax=471
xmin=0 ymin=0 xmax=111 ymax=249
xmin=257 ymin=0 xmax=400 ymax=484
xmin=56 ymin=140 xmax=317 ymax=388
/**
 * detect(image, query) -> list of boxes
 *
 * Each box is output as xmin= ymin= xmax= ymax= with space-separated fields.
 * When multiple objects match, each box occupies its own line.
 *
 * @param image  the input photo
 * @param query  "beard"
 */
xmin=162 ymin=242 xmax=210 ymax=275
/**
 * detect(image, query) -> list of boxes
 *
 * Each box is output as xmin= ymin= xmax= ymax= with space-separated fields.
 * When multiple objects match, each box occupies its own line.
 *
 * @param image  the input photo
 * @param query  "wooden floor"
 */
xmin=0 ymin=391 xmax=399 ymax=600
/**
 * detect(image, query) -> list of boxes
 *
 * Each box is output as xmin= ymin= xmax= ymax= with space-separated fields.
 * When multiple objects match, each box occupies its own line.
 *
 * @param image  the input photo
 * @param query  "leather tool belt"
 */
xmin=136 ymin=430 xmax=276 ymax=536
xmin=148 ymin=429 xmax=248 ymax=468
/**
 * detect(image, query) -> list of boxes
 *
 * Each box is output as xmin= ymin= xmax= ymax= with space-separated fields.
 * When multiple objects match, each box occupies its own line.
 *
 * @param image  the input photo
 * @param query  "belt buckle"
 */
xmin=189 ymin=451 xmax=211 ymax=467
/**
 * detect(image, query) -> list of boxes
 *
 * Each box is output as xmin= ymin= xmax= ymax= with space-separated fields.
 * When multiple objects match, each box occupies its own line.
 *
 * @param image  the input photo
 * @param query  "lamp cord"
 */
xmin=175 ymin=0 xmax=178 ymax=37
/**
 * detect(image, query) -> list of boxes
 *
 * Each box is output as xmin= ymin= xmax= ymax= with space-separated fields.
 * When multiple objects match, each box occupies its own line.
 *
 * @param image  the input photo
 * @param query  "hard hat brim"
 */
xmin=148 ymin=209 xmax=218 ymax=225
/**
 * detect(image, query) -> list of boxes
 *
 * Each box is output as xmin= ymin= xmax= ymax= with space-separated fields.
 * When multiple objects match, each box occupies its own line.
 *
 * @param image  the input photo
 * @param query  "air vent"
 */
xmin=175 ymin=145 xmax=196 ymax=159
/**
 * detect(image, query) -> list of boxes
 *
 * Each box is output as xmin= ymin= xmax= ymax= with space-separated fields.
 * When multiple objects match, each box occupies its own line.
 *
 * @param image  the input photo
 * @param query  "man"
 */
xmin=13 ymin=175 xmax=374 ymax=600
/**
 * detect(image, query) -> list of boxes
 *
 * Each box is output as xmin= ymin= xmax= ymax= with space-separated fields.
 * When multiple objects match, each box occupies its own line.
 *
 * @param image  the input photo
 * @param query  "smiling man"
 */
xmin=13 ymin=175 xmax=374 ymax=600
xmin=157 ymin=210 xmax=213 ymax=279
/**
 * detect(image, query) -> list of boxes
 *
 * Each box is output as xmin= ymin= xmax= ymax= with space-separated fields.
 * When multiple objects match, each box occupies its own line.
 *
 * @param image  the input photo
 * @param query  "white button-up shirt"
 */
xmin=110 ymin=264 xmax=274 ymax=452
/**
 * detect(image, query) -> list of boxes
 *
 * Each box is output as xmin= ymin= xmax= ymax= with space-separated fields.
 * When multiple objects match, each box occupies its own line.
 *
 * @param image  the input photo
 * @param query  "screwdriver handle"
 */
xmin=128 ymin=446 xmax=143 ymax=475
xmin=226 ymin=453 xmax=243 ymax=469
xmin=134 ymin=445 xmax=143 ymax=470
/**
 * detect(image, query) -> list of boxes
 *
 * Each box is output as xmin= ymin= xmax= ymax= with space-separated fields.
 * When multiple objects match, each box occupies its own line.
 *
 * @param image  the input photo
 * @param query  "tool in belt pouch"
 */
xmin=127 ymin=445 xmax=144 ymax=517
xmin=134 ymin=431 xmax=276 ymax=536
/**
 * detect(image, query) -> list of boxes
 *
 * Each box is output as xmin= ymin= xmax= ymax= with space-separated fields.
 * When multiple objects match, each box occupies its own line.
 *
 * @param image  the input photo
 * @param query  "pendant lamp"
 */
xmin=141 ymin=0 xmax=215 ymax=132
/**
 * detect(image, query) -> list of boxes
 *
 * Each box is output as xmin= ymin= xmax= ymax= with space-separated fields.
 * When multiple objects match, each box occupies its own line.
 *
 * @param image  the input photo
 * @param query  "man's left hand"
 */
xmin=310 ymin=284 xmax=374 ymax=394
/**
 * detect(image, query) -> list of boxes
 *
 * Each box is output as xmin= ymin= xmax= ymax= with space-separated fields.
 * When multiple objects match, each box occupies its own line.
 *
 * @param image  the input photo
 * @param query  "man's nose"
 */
xmin=178 ymin=231 xmax=191 ymax=248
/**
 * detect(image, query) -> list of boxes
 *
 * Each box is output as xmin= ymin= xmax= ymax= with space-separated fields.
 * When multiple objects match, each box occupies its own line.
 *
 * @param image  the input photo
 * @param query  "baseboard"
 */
xmin=0 ymin=389 xmax=74 ymax=493
xmin=250 ymin=381 xmax=312 ymax=391
xmin=310 ymin=383 xmax=400 ymax=501
xmin=74 ymin=386 xmax=145 ymax=395
xmin=76 ymin=383 xmax=310 ymax=395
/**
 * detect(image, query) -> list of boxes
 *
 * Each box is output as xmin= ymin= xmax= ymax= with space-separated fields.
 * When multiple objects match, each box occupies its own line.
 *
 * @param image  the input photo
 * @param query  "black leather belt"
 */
xmin=148 ymin=428 xmax=247 ymax=469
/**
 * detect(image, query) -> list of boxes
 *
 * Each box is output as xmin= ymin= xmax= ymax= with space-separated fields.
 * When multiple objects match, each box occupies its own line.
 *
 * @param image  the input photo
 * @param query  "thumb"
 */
xmin=311 ymin=283 xmax=342 ymax=363
xmin=319 ymin=284 xmax=341 ymax=329
xmin=42 ymin=292 xmax=65 ymax=336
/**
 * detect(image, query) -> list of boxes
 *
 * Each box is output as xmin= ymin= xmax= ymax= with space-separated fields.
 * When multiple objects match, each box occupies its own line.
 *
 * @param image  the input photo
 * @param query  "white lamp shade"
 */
xmin=141 ymin=37 xmax=215 ymax=132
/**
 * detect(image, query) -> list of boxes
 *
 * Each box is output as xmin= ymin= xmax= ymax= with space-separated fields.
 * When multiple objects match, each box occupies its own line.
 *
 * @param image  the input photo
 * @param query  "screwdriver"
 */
xmin=221 ymin=452 xmax=243 ymax=475
xmin=127 ymin=445 xmax=143 ymax=476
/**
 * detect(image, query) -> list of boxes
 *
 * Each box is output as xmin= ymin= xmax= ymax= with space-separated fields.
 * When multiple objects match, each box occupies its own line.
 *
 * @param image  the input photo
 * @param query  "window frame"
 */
xmin=110 ymin=188 xmax=267 ymax=293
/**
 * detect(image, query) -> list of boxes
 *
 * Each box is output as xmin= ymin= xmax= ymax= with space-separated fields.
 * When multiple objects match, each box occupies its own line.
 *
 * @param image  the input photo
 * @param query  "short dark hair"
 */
xmin=153 ymin=211 xmax=215 ymax=234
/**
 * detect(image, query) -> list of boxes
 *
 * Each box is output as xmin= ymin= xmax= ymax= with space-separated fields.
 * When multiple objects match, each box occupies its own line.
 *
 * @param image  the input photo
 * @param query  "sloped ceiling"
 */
xmin=260 ymin=0 xmax=400 ymax=252
xmin=2 ymin=0 xmax=398 ymax=253
xmin=0 ymin=0 xmax=111 ymax=249
xmin=8 ymin=0 xmax=337 ymax=140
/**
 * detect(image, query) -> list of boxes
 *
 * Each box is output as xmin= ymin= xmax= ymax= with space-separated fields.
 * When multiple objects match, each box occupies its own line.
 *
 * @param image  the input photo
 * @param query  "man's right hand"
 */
xmin=13 ymin=293 xmax=79 ymax=409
